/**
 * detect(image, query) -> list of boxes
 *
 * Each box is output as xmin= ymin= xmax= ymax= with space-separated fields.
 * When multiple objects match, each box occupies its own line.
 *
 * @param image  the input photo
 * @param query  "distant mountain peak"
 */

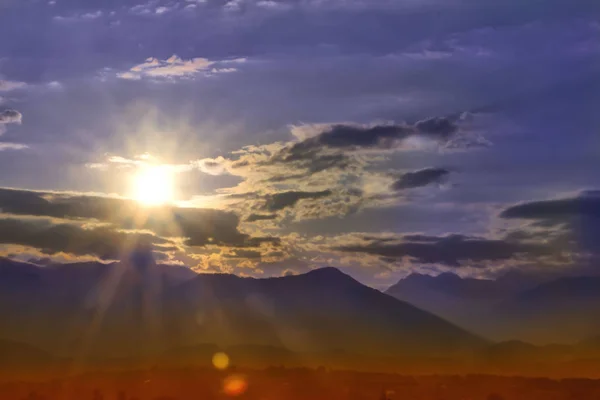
xmin=305 ymin=266 xmax=347 ymax=278
xmin=437 ymin=271 xmax=463 ymax=280
xmin=0 ymin=257 xmax=42 ymax=282
xmin=125 ymin=244 xmax=157 ymax=270
xmin=301 ymin=267 xmax=359 ymax=286
xmin=401 ymin=271 xmax=463 ymax=282
xmin=403 ymin=272 xmax=434 ymax=281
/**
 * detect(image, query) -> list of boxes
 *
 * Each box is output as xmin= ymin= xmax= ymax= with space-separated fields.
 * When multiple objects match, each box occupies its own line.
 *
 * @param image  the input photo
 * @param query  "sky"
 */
xmin=0 ymin=0 xmax=599 ymax=287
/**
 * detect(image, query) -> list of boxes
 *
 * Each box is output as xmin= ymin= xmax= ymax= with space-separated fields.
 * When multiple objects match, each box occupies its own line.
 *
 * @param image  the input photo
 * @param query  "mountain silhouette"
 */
xmin=384 ymin=271 xmax=596 ymax=342
xmin=0 ymin=251 xmax=197 ymax=359
xmin=164 ymin=267 xmax=486 ymax=358
xmin=384 ymin=271 xmax=542 ymax=334
xmin=488 ymin=277 xmax=600 ymax=343
xmin=0 ymin=339 xmax=56 ymax=368
xmin=0 ymin=259 xmax=485 ymax=362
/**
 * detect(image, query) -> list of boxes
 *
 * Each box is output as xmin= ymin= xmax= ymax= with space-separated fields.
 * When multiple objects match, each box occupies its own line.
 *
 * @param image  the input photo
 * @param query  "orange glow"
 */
xmin=223 ymin=374 xmax=248 ymax=397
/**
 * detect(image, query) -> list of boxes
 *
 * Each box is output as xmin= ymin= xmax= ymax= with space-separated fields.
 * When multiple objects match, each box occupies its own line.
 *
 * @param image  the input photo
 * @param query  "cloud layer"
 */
xmin=0 ymin=0 xmax=597 ymax=285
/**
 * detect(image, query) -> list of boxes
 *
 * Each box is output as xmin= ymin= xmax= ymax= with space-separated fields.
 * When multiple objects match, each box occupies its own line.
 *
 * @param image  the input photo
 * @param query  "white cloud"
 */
xmin=129 ymin=4 xmax=152 ymax=15
xmin=53 ymin=11 xmax=103 ymax=22
xmin=0 ymin=143 xmax=28 ymax=151
xmin=82 ymin=11 xmax=103 ymax=19
xmin=403 ymin=50 xmax=453 ymax=60
xmin=256 ymin=1 xmax=292 ymax=11
xmin=86 ymin=153 xmax=195 ymax=174
xmin=0 ymin=80 xmax=26 ymax=92
xmin=210 ymin=68 xmax=237 ymax=74
xmin=46 ymin=81 xmax=63 ymax=90
xmin=195 ymin=157 xmax=229 ymax=175
xmin=118 ymin=55 xmax=242 ymax=80
xmin=224 ymin=0 xmax=244 ymax=11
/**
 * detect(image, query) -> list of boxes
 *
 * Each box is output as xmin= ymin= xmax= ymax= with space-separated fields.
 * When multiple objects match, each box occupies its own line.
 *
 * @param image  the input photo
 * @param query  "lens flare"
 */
xmin=212 ymin=352 xmax=230 ymax=370
xmin=223 ymin=374 xmax=248 ymax=397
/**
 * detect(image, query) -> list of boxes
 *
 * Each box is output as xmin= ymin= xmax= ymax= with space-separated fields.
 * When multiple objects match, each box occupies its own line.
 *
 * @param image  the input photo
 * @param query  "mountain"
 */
xmin=163 ymin=267 xmax=486 ymax=358
xmin=575 ymin=335 xmax=600 ymax=358
xmin=0 ymin=339 xmax=57 ymax=368
xmin=384 ymin=271 xmax=541 ymax=333
xmin=0 ymin=258 xmax=485 ymax=363
xmin=387 ymin=272 xmax=600 ymax=344
xmin=0 ymin=253 xmax=197 ymax=358
xmin=488 ymin=277 xmax=600 ymax=343
xmin=383 ymin=270 xmax=597 ymax=343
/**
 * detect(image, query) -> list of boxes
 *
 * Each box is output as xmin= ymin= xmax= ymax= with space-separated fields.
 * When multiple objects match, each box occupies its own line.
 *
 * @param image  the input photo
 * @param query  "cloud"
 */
xmin=391 ymin=168 xmax=450 ymax=190
xmin=263 ymin=190 xmax=333 ymax=212
xmin=118 ymin=55 xmax=243 ymax=80
xmin=0 ymin=109 xmax=22 ymax=136
xmin=196 ymin=156 xmax=229 ymax=175
xmin=189 ymin=112 xmax=485 ymax=224
xmin=0 ymin=217 xmax=172 ymax=260
xmin=53 ymin=10 xmax=103 ymax=22
xmin=182 ymin=112 xmax=486 ymax=225
xmin=499 ymin=190 xmax=600 ymax=261
xmin=223 ymin=249 xmax=263 ymax=259
xmin=260 ymin=115 xmax=482 ymax=175
xmin=0 ymin=80 xmax=26 ymax=92
xmin=0 ymin=143 xmax=28 ymax=151
xmin=85 ymin=154 xmax=194 ymax=175
xmin=0 ymin=109 xmax=22 ymax=125
xmin=256 ymin=1 xmax=292 ymax=11
xmin=500 ymin=190 xmax=600 ymax=220
xmin=336 ymin=233 xmax=539 ymax=267
xmin=0 ymin=187 xmax=278 ymax=249
xmin=245 ymin=213 xmax=278 ymax=222
xmin=284 ymin=117 xmax=458 ymax=154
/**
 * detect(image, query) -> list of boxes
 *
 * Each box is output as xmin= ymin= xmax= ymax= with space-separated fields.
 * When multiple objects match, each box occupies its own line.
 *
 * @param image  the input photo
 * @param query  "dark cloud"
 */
xmin=500 ymin=190 xmax=600 ymax=258
xmin=265 ymin=150 xmax=352 ymax=177
xmin=242 ymin=236 xmax=281 ymax=247
xmin=0 ymin=109 xmax=22 ymax=134
xmin=0 ymin=109 xmax=21 ymax=124
xmin=392 ymin=168 xmax=450 ymax=191
xmin=255 ymin=116 xmax=469 ymax=183
xmin=500 ymin=191 xmax=600 ymax=220
xmin=337 ymin=234 xmax=538 ymax=267
xmin=286 ymin=117 xmax=458 ymax=156
xmin=414 ymin=117 xmax=458 ymax=136
xmin=0 ymin=187 xmax=277 ymax=248
xmin=224 ymin=249 xmax=263 ymax=259
xmin=263 ymin=190 xmax=332 ymax=212
xmin=245 ymin=213 xmax=278 ymax=222
xmin=0 ymin=217 xmax=172 ymax=260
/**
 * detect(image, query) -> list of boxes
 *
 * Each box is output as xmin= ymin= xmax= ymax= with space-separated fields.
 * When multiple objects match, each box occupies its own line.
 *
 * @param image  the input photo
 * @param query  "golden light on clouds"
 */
xmin=131 ymin=165 xmax=175 ymax=206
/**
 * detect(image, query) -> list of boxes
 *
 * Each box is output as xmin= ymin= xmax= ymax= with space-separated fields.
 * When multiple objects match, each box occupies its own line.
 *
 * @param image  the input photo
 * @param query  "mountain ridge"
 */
xmin=0 ymin=258 xmax=485 ymax=360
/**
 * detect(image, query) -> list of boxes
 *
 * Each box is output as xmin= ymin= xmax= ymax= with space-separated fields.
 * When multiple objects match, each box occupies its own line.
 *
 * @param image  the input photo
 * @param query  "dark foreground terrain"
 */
xmin=3 ymin=368 xmax=600 ymax=400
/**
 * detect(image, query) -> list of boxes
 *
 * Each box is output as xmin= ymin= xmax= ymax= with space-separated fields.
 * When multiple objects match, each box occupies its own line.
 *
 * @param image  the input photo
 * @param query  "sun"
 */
xmin=132 ymin=165 xmax=175 ymax=206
